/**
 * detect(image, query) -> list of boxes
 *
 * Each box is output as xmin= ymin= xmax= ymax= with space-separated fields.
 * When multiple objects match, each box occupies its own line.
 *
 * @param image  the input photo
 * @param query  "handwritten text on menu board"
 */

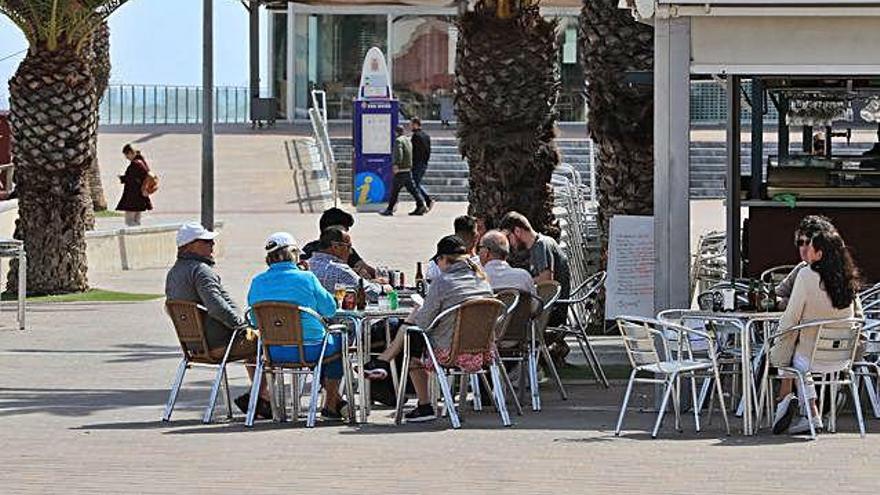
xmin=605 ymin=215 xmax=655 ymax=319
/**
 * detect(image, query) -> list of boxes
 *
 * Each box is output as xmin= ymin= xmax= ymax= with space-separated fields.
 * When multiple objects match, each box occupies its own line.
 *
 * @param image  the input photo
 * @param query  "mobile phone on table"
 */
xmin=410 ymin=294 xmax=424 ymax=308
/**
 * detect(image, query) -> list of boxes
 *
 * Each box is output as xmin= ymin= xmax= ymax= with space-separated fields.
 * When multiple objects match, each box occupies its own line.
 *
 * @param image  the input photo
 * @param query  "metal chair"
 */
xmin=858 ymin=283 xmax=880 ymax=303
xmin=494 ymin=289 xmax=526 ymax=415
xmin=495 ymin=289 xmax=542 ymax=412
xmin=760 ymin=265 xmax=797 ymax=285
xmin=547 ymin=271 xmax=608 ymax=387
xmin=162 ymin=300 xmax=247 ymax=424
xmin=533 ymin=281 xmax=568 ymax=406
xmin=615 ymin=316 xmax=730 ymax=438
xmin=246 ymin=302 xmax=355 ymax=428
xmin=852 ymin=320 xmax=880 ymax=419
xmin=758 ymin=317 xmax=865 ymax=439
xmin=393 ymin=298 xmax=509 ymax=428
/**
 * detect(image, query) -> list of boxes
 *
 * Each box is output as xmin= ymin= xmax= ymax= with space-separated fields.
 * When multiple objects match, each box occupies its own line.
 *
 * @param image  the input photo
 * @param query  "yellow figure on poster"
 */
xmin=357 ymin=175 xmax=374 ymax=205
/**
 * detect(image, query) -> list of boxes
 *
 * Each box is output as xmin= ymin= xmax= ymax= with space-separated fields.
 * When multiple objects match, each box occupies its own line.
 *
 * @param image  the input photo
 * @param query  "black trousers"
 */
xmin=386 ymin=171 xmax=425 ymax=211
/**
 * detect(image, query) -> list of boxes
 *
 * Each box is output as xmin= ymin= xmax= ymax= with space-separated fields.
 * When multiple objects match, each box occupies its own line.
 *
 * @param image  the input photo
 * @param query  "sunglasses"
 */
xmin=795 ymin=238 xmax=811 ymax=247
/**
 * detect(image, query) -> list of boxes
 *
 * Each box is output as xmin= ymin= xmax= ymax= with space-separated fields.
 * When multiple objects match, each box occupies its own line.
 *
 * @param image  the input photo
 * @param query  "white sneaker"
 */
xmin=773 ymin=393 xmax=797 ymax=434
xmin=788 ymin=415 xmax=822 ymax=435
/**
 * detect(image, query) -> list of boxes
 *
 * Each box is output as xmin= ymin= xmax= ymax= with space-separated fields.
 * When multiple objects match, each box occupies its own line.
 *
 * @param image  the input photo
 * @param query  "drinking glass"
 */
xmin=334 ymin=283 xmax=347 ymax=308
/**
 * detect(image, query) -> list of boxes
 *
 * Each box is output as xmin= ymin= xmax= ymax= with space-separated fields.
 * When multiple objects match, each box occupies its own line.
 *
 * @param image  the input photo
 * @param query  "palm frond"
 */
xmin=0 ymin=2 xmax=37 ymax=46
xmin=0 ymin=0 xmax=130 ymax=52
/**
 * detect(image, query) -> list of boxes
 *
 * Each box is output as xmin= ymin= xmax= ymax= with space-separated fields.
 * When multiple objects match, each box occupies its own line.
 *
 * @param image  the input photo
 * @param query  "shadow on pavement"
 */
xmin=4 ymin=343 xmax=180 ymax=365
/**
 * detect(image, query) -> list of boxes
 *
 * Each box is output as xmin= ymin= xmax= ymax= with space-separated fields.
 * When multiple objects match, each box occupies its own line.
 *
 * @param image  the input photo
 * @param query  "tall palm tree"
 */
xmin=0 ymin=0 xmax=130 ymax=294
xmin=456 ymin=0 xmax=561 ymax=236
xmin=579 ymin=0 xmax=653 ymax=258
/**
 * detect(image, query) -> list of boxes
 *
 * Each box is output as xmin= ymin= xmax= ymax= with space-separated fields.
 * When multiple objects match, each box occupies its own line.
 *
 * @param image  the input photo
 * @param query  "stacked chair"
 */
xmin=550 ymin=162 xmax=608 ymax=386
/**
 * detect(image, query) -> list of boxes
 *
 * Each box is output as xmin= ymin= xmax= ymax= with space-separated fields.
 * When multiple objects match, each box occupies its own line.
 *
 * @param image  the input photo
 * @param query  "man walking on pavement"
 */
xmin=381 ymin=125 xmax=427 ymax=216
xmin=410 ymin=117 xmax=434 ymax=211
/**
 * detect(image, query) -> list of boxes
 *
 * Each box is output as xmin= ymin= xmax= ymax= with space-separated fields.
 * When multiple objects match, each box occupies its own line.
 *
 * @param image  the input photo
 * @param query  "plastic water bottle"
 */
xmin=388 ymin=289 xmax=399 ymax=310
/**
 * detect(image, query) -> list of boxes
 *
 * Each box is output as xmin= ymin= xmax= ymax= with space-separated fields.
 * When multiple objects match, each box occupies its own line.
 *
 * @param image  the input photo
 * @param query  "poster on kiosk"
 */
xmin=352 ymin=47 xmax=398 ymax=212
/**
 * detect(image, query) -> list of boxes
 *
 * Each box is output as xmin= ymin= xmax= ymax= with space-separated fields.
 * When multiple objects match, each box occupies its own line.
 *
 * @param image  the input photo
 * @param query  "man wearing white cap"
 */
xmin=247 ymin=232 xmax=348 ymax=419
xmin=165 ymin=222 xmax=271 ymax=418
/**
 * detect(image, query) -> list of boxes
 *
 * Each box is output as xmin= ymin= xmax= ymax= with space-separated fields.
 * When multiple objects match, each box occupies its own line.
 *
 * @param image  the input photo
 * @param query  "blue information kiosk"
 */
xmin=352 ymin=47 xmax=398 ymax=212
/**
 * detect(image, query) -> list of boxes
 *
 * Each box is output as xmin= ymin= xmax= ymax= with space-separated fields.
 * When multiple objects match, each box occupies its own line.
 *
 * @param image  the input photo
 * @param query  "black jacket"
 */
xmin=411 ymin=129 xmax=431 ymax=166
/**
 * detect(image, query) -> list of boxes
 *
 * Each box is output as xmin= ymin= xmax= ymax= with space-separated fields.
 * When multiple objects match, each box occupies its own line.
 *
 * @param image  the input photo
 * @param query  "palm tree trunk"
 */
xmin=580 ymin=0 xmax=654 ymax=261
xmin=456 ymin=3 xmax=562 ymax=237
xmin=85 ymin=21 xmax=111 ymax=218
xmin=7 ymin=47 xmax=93 ymax=294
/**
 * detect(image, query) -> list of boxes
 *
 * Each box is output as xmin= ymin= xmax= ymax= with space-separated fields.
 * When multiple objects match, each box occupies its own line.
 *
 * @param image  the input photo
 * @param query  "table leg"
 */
xmin=18 ymin=251 xmax=25 ymax=331
xmin=364 ymin=317 xmax=373 ymax=418
xmin=356 ymin=319 xmax=368 ymax=423
xmin=741 ymin=326 xmax=753 ymax=436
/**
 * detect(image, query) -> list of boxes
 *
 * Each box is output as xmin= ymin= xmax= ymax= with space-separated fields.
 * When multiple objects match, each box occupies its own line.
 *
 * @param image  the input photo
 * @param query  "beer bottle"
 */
xmin=748 ymin=280 xmax=758 ymax=310
xmin=415 ymin=262 xmax=426 ymax=296
xmin=767 ymin=282 xmax=777 ymax=311
xmin=356 ymin=278 xmax=367 ymax=311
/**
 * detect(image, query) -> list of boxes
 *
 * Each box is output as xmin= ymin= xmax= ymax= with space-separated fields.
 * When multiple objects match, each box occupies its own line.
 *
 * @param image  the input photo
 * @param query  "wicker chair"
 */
xmin=493 ymin=289 xmax=526 ymax=415
xmin=495 ymin=289 xmax=542 ymax=412
xmin=247 ymin=302 xmax=354 ymax=428
xmin=393 ymin=298 xmax=509 ymax=428
xmin=163 ymin=300 xmax=249 ymax=424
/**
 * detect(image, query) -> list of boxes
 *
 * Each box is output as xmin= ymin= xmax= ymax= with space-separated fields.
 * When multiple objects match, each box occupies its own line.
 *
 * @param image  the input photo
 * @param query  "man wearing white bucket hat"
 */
xmin=165 ymin=222 xmax=272 ymax=418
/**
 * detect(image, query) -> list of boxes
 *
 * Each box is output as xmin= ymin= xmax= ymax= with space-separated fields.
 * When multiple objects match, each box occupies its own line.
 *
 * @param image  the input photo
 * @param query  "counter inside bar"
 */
xmin=744 ymin=201 xmax=880 ymax=284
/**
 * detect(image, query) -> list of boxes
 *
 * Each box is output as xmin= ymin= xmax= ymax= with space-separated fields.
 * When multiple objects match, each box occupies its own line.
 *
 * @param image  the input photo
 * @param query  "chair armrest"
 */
xmin=405 ymin=325 xmax=426 ymax=334
xmin=327 ymin=324 xmax=348 ymax=333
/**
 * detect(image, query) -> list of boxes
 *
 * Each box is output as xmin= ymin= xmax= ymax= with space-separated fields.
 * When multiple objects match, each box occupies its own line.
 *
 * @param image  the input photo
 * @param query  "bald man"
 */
xmin=478 ymin=230 xmax=535 ymax=295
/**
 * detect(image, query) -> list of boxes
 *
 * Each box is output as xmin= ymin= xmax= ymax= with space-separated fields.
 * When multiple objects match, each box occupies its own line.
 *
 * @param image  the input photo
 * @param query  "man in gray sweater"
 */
xmin=165 ymin=223 xmax=270 ymax=418
xmin=380 ymin=125 xmax=427 ymax=216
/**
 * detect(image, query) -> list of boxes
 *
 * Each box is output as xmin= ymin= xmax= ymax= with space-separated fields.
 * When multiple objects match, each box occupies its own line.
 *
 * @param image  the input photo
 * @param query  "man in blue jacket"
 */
xmin=247 ymin=232 xmax=348 ymax=420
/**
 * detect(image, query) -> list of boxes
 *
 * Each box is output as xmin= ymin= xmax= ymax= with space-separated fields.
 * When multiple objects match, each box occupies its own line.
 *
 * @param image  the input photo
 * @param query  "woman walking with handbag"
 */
xmin=116 ymin=143 xmax=155 ymax=226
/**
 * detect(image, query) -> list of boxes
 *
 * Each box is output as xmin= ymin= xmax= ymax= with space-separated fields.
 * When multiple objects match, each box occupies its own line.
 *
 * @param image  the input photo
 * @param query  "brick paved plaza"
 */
xmin=0 ymin=131 xmax=877 ymax=494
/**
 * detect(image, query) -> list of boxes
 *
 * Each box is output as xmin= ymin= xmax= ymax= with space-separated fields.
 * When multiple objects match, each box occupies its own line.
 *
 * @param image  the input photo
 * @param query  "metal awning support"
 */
xmin=249 ymin=0 xmax=260 ymax=101
xmin=202 ymin=0 xmax=215 ymax=230
xmin=749 ymin=78 xmax=764 ymax=201
xmin=726 ymin=75 xmax=742 ymax=278
xmin=653 ymin=16 xmax=692 ymax=312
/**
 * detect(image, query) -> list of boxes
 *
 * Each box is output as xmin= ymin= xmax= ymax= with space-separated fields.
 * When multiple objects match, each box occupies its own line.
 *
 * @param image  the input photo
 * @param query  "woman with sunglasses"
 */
xmin=770 ymin=216 xmax=863 ymax=435
xmin=775 ymin=216 xmax=837 ymax=310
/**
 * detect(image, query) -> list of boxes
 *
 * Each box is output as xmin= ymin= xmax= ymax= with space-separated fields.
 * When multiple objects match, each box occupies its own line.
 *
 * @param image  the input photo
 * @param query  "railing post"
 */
xmin=131 ymin=85 xmax=136 ymax=125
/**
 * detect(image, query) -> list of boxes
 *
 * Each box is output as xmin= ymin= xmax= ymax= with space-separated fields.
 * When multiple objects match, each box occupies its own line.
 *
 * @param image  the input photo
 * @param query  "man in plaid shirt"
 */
xmin=309 ymin=226 xmax=386 ymax=300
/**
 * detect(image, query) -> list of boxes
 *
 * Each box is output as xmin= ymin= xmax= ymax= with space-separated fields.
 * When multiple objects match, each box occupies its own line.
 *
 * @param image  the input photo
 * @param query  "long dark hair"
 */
xmin=809 ymin=228 xmax=860 ymax=309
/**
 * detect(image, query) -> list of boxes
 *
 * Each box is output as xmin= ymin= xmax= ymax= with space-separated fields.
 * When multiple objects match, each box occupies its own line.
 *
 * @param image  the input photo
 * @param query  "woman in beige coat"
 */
xmin=771 ymin=219 xmax=861 ymax=435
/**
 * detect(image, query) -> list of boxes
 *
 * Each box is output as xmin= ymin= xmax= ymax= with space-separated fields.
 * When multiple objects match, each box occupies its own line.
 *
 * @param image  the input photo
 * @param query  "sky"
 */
xmin=0 ymin=0 xmax=269 ymax=109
